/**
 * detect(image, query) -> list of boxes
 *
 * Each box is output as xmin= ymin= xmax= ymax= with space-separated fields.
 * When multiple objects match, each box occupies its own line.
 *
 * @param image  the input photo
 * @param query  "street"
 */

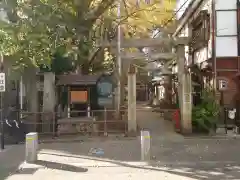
xmin=1 ymin=103 xmax=240 ymax=180
xmin=1 ymin=137 xmax=240 ymax=180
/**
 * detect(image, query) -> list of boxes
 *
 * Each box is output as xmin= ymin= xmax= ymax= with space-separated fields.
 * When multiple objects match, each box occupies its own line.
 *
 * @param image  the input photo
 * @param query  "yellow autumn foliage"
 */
xmin=104 ymin=0 xmax=176 ymax=38
xmin=124 ymin=0 xmax=176 ymax=37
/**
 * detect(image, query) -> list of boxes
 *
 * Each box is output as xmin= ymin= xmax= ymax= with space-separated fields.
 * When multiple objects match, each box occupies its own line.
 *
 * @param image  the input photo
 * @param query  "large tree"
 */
xmin=0 ymin=0 xmax=115 ymax=71
xmin=0 ymin=0 xmax=176 ymax=74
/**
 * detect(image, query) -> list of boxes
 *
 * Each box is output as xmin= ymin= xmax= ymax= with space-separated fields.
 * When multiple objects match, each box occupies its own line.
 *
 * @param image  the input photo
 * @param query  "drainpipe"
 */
xmin=212 ymin=0 xmax=217 ymax=91
xmin=0 ymin=53 xmax=4 ymax=150
xmin=237 ymin=1 xmax=240 ymax=59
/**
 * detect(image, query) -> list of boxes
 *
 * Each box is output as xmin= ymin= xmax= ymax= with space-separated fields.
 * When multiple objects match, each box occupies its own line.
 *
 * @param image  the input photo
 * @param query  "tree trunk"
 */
xmin=81 ymin=62 xmax=90 ymax=75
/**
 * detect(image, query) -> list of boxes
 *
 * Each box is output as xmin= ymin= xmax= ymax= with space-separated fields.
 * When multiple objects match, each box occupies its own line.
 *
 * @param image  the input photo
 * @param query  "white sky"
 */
xmin=176 ymin=0 xmax=191 ymax=19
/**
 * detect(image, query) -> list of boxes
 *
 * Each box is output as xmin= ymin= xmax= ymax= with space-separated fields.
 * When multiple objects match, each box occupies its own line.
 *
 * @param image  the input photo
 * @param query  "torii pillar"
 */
xmin=176 ymin=43 xmax=192 ymax=134
xmin=128 ymin=64 xmax=137 ymax=134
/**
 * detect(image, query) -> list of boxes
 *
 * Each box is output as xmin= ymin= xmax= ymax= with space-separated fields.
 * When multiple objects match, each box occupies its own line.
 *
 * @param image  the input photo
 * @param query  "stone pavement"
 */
xmin=136 ymin=102 xmax=183 ymax=141
xmin=2 ymin=138 xmax=240 ymax=180
xmin=0 ymin=145 xmax=25 ymax=179
xmin=2 ymin=103 xmax=240 ymax=179
xmin=136 ymin=103 xmax=174 ymax=134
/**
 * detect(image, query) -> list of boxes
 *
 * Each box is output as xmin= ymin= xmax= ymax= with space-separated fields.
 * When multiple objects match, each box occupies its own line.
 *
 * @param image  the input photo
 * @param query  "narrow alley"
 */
xmin=135 ymin=102 xmax=182 ymax=141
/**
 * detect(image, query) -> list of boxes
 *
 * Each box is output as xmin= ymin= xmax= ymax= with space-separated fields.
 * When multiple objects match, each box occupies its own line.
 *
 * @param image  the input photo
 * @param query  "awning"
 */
xmin=56 ymin=74 xmax=101 ymax=86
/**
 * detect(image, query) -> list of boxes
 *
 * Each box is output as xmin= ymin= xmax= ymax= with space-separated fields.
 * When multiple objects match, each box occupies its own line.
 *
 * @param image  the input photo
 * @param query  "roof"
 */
xmin=56 ymin=74 xmax=101 ymax=86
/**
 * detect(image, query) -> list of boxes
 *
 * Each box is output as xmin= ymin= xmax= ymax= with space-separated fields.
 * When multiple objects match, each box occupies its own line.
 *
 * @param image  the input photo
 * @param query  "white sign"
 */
xmin=0 ymin=73 xmax=5 ymax=92
xmin=228 ymin=109 xmax=236 ymax=120
xmin=219 ymin=79 xmax=228 ymax=91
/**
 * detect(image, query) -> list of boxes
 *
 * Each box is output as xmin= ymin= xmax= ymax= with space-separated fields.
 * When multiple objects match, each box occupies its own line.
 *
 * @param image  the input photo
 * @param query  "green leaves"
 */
xmin=192 ymin=90 xmax=220 ymax=132
xmin=0 ymin=0 xmax=116 ymax=71
xmin=0 ymin=0 xmax=176 ymax=73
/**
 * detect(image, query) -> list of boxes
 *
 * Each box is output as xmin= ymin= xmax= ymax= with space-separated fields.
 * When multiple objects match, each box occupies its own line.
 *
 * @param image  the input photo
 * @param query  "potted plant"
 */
xmin=192 ymin=89 xmax=220 ymax=134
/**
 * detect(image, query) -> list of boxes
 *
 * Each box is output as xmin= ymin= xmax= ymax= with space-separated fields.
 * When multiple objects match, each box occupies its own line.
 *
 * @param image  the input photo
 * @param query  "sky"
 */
xmin=176 ymin=0 xmax=191 ymax=19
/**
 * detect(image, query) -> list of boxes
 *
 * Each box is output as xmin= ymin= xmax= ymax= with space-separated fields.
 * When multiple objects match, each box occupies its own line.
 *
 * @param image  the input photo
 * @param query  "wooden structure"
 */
xmin=56 ymin=74 xmax=102 ymax=117
xmin=55 ymin=74 xmax=120 ymax=135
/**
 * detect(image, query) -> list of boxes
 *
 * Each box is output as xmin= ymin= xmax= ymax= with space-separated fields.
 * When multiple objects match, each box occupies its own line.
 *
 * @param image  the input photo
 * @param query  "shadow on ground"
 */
xmin=38 ymin=149 xmax=240 ymax=180
xmin=3 ymin=102 xmax=240 ymax=179
xmin=15 ymin=160 xmax=88 ymax=175
xmin=3 ymin=138 xmax=240 ymax=179
xmin=34 ymin=138 xmax=240 ymax=180
xmin=0 ymin=145 xmax=25 ymax=180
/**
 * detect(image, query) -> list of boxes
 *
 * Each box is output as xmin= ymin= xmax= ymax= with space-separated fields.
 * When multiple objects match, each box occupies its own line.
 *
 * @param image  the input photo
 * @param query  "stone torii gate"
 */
xmin=99 ymin=36 xmax=192 ymax=134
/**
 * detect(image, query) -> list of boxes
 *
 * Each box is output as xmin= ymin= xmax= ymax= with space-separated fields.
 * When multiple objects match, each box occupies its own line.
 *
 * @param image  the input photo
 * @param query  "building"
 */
xmin=173 ymin=0 xmax=240 ymax=106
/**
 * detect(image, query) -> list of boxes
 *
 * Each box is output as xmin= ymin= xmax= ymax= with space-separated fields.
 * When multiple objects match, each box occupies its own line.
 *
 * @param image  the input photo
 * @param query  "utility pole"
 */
xmin=212 ymin=0 xmax=217 ymax=91
xmin=0 ymin=53 xmax=5 ymax=150
xmin=116 ymin=0 xmax=122 ymax=114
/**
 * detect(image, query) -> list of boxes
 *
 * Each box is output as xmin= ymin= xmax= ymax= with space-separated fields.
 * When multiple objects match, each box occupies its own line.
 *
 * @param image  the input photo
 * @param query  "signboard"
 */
xmin=228 ymin=109 xmax=236 ymax=120
xmin=70 ymin=91 xmax=88 ymax=103
xmin=0 ymin=73 xmax=5 ymax=92
xmin=183 ymin=93 xmax=191 ymax=103
xmin=97 ymin=75 xmax=113 ymax=106
xmin=98 ymin=98 xmax=112 ymax=106
xmin=218 ymin=79 xmax=228 ymax=91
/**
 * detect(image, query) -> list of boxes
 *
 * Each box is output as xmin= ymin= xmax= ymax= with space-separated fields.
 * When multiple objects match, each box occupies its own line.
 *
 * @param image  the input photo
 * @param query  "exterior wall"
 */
xmin=176 ymin=0 xmax=212 ymax=66
xmin=215 ymin=0 xmax=238 ymax=105
xmin=176 ymin=0 xmax=238 ymax=62
xmin=216 ymin=57 xmax=239 ymax=105
xmin=175 ymin=0 xmax=240 ymax=105
xmin=189 ymin=0 xmax=212 ymax=64
xmin=215 ymin=0 xmax=238 ymax=57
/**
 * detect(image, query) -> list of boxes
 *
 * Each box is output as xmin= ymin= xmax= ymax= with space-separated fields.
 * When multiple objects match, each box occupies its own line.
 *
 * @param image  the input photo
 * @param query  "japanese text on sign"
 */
xmin=0 ymin=73 xmax=5 ymax=92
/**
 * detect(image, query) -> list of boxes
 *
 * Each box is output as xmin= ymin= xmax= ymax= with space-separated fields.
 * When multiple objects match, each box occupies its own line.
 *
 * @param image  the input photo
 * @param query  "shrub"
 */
xmin=192 ymin=89 xmax=220 ymax=132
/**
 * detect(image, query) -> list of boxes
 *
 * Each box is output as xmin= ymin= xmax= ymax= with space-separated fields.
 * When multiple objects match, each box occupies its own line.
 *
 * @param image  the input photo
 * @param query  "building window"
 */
xmin=190 ymin=10 xmax=210 ymax=52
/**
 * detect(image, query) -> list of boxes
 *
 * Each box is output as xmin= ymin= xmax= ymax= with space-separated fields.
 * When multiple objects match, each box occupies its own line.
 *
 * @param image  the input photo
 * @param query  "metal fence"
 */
xmin=56 ymin=109 xmax=128 ymax=136
xmin=3 ymin=109 xmax=128 ymax=139
xmin=21 ymin=111 xmax=56 ymax=136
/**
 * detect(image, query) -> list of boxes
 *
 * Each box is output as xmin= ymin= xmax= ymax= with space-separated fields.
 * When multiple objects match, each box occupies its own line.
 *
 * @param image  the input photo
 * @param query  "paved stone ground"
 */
xmin=2 ymin=138 xmax=240 ymax=180
xmin=0 ymin=145 xmax=25 ymax=179
xmin=135 ymin=103 xmax=182 ymax=140
xmin=1 ymin=103 xmax=240 ymax=180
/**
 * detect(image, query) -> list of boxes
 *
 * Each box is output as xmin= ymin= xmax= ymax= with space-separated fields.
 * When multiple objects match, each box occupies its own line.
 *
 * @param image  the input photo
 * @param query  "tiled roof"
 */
xmin=56 ymin=74 xmax=101 ymax=86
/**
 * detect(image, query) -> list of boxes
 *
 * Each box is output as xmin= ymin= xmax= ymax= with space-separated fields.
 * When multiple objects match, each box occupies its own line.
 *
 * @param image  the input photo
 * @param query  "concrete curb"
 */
xmin=184 ymin=134 xmax=240 ymax=140
xmin=149 ymin=160 xmax=239 ymax=167
xmin=37 ymin=136 xmax=138 ymax=144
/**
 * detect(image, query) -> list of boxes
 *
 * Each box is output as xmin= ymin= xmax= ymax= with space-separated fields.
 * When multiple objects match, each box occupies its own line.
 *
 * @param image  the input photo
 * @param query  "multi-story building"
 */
xmin=173 ymin=0 xmax=240 ymax=105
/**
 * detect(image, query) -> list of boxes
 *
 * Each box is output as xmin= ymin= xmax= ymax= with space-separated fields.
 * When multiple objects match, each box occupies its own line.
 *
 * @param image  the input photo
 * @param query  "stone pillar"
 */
xmin=176 ymin=44 xmax=192 ymax=134
xmin=164 ymin=76 xmax=172 ymax=107
xmin=43 ymin=72 xmax=55 ymax=132
xmin=23 ymin=67 xmax=38 ymax=132
xmin=128 ymin=64 xmax=137 ymax=134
